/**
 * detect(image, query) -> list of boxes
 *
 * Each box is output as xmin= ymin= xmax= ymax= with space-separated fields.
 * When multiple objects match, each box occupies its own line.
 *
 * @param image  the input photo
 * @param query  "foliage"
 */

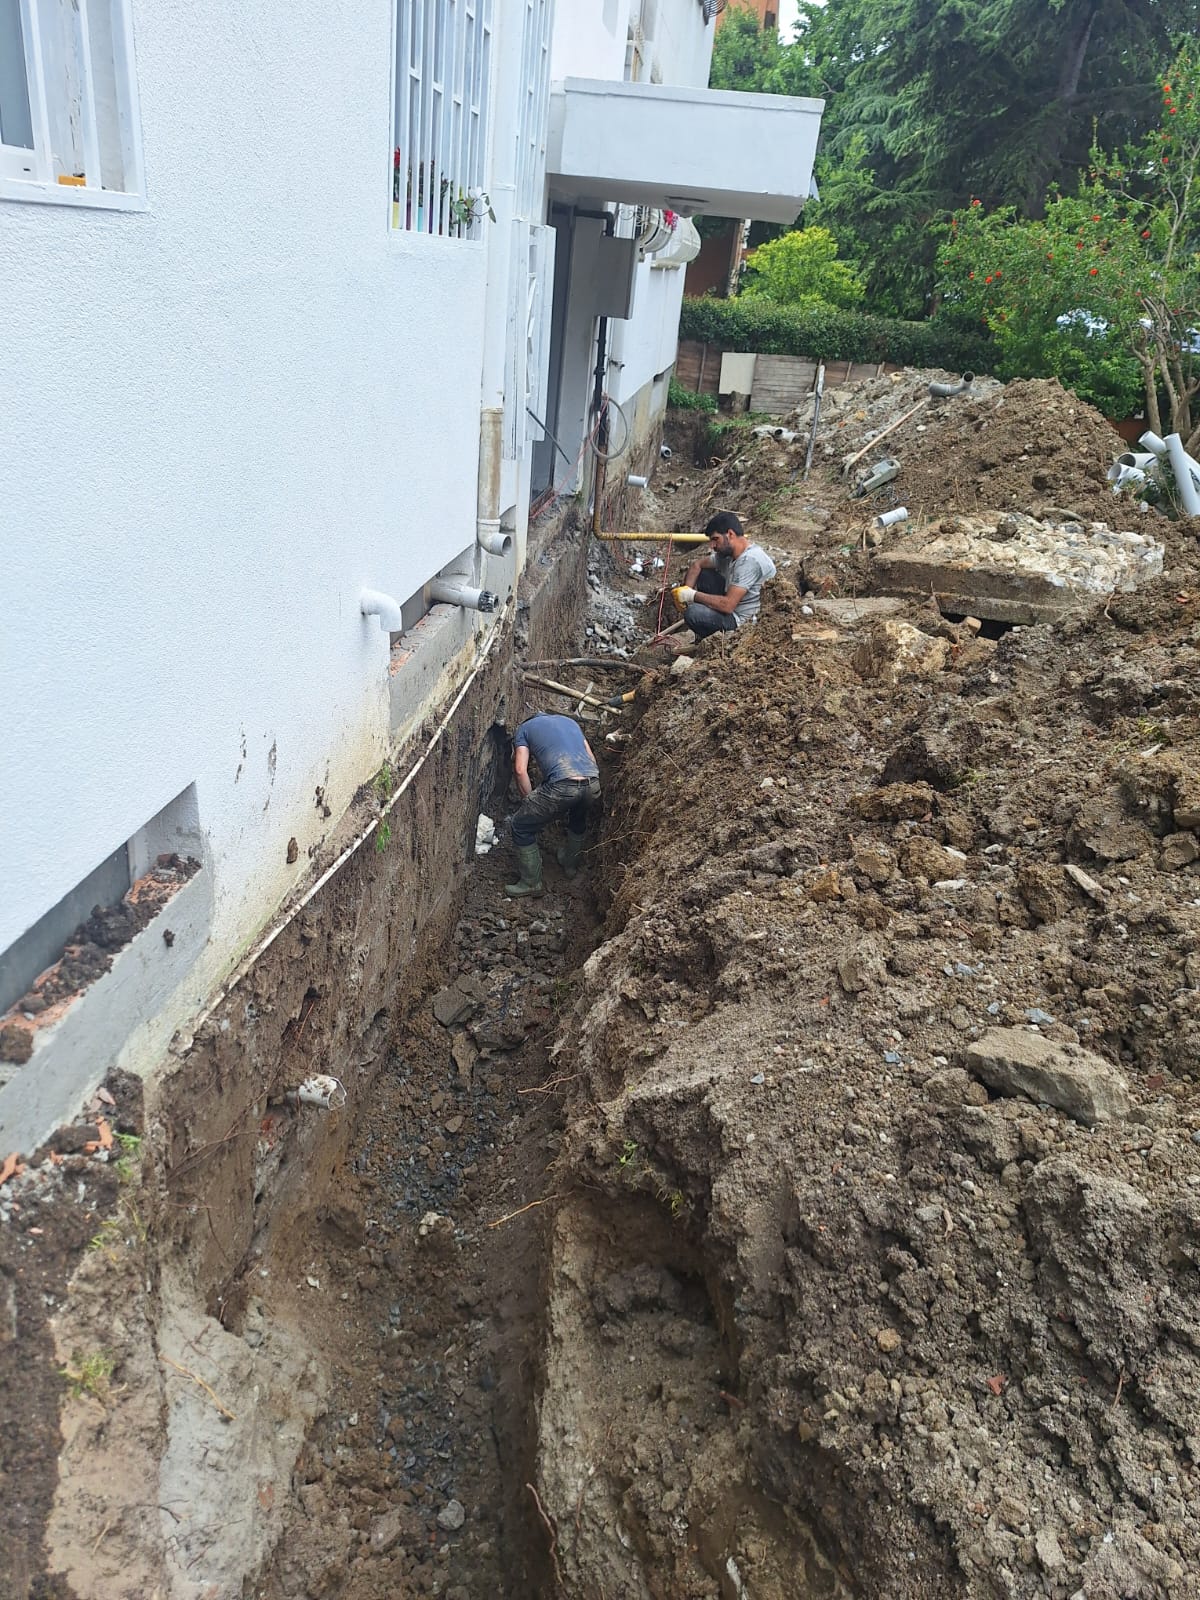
xmin=939 ymin=48 xmax=1200 ymax=436
xmin=61 ymin=1350 xmax=115 ymax=1404
xmin=667 ymin=377 xmax=718 ymax=413
xmin=740 ymin=226 xmax=864 ymax=310
xmin=678 ymin=296 xmax=993 ymax=373
xmin=710 ymin=0 xmax=1200 ymax=317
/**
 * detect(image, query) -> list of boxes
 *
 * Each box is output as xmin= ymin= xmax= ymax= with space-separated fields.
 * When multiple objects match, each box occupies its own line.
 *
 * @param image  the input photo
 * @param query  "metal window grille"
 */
xmin=514 ymin=0 xmax=551 ymax=220
xmin=0 ymin=0 xmax=141 ymax=194
xmin=394 ymin=0 xmax=494 ymax=238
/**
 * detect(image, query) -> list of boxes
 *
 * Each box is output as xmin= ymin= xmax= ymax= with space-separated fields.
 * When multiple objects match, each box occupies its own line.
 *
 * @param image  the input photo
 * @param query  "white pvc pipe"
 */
xmin=1117 ymin=451 xmax=1157 ymax=471
xmin=1139 ymin=430 xmax=1168 ymax=457
xmin=429 ymin=579 xmax=499 ymax=613
xmin=876 ymin=507 xmax=909 ymax=529
xmin=477 ymin=522 xmax=512 ymax=556
xmin=360 ymin=589 xmax=403 ymax=631
xmin=929 ymin=372 xmax=974 ymax=398
xmin=1165 ymin=433 xmax=1200 ymax=516
xmin=626 ymin=474 xmax=648 ymax=488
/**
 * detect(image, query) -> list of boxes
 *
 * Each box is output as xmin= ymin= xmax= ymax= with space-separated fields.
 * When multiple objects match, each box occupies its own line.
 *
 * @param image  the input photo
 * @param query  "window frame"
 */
xmin=0 ymin=0 xmax=145 ymax=211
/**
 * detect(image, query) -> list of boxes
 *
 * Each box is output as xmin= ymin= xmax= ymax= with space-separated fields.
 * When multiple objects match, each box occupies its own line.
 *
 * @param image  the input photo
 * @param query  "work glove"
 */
xmin=673 ymin=585 xmax=697 ymax=608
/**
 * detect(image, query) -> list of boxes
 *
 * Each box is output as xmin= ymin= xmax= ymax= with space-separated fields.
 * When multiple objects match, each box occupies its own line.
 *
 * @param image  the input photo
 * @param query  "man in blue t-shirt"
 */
xmin=506 ymin=713 xmax=601 ymax=897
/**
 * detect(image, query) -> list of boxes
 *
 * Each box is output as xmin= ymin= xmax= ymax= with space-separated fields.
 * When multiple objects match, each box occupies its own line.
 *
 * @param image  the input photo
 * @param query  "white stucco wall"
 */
xmin=0 ymin=1 xmax=490 ymax=975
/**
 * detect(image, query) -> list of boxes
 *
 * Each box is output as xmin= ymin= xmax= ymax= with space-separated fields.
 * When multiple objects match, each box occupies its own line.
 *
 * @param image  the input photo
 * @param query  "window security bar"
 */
xmin=394 ymin=0 xmax=494 ymax=238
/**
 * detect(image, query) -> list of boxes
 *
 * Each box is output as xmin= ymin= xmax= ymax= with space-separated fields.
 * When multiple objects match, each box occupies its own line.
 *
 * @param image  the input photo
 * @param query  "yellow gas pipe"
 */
xmin=594 ymin=531 xmax=708 ymax=544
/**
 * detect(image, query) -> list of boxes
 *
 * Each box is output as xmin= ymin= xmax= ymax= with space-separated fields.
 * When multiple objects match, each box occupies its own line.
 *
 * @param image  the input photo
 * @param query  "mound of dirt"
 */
xmin=538 ymin=563 xmax=1200 ymax=1596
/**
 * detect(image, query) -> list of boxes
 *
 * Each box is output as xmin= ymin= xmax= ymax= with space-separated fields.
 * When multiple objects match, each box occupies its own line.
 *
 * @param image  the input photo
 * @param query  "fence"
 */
xmin=675 ymin=339 xmax=902 ymax=411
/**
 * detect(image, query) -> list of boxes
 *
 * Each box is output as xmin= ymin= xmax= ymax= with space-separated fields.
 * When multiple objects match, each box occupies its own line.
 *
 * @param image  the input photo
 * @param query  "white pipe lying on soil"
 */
xmin=876 ymin=506 xmax=910 ymax=529
xmin=1118 ymin=451 xmax=1158 ymax=471
xmin=1165 ymin=433 xmax=1200 ymax=516
xmin=929 ymin=372 xmax=975 ymax=398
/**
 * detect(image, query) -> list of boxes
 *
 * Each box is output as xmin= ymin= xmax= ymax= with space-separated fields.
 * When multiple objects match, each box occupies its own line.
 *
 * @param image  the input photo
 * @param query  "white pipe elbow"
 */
xmin=477 ymin=523 xmax=513 ymax=557
xmin=360 ymin=589 xmax=403 ymax=631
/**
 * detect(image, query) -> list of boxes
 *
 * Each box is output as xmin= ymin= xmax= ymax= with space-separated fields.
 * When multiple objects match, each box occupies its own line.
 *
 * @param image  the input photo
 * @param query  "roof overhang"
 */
xmin=547 ymin=78 xmax=825 ymax=225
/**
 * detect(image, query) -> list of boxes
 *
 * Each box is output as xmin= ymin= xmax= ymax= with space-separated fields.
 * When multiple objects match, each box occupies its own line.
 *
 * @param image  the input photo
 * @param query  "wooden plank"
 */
xmin=750 ymin=353 xmax=817 ymax=414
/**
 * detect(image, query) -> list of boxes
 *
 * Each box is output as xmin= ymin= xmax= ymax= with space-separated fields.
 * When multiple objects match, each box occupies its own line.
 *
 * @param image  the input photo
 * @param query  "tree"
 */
xmin=939 ymin=50 xmax=1200 ymax=441
xmin=712 ymin=0 xmax=1200 ymax=317
xmin=741 ymin=227 xmax=865 ymax=309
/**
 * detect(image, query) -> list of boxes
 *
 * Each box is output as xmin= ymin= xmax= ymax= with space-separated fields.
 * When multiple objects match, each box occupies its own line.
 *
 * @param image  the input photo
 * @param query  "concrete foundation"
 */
xmin=872 ymin=513 xmax=1164 ymax=625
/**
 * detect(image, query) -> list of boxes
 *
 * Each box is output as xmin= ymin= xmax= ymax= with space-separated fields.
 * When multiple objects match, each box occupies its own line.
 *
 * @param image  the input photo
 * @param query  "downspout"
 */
xmin=590 ymin=210 xmax=617 ymax=539
xmin=477 ymin=6 xmax=522 ymax=569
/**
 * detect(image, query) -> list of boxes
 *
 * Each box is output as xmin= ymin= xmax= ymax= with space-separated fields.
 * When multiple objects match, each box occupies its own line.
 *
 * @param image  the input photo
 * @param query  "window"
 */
xmin=514 ymin=0 xmax=551 ymax=220
xmin=0 ymin=0 xmax=143 ymax=204
xmin=393 ymin=0 xmax=493 ymax=238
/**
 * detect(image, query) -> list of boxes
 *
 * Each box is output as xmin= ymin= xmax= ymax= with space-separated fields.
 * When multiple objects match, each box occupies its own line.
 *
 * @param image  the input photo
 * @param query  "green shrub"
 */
xmin=678 ymin=297 xmax=993 ymax=374
xmin=667 ymin=377 xmax=718 ymax=412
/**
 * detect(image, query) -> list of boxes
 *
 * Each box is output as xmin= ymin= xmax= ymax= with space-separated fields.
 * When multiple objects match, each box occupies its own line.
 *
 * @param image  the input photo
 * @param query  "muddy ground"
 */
xmin=8 ymin=371 xmax=1200 ymax=1600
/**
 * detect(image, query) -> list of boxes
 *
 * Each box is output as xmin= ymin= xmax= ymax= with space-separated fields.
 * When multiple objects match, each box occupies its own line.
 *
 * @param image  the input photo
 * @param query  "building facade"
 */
xmin=0 ymin=0 xmax=821 ymax=1153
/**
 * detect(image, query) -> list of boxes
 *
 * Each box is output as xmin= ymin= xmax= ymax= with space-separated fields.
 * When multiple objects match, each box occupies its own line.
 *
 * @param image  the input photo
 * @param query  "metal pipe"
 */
xmin=360 ymin=589 xmax=403 ymax=631
xmin=1165 ymin=433 xmax=1200 ymax=516
xmin=590 ymin=209 xmax=616 ymax=538
xmin=929 ymin=372 xmax=975 ymax=398
xmin=594 ymin=531 xmax=708 ymax=544
xmin=429 ymin=579 xmax=499 ymax=612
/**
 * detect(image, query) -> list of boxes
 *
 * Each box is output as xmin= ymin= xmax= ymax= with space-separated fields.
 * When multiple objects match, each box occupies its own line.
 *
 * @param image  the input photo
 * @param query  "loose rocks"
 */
xmin=966 ymin=1027 xmax=1130 ymax=1126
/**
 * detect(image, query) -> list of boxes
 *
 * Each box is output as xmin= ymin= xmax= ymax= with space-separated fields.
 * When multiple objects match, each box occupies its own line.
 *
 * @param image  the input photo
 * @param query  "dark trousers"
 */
xmin=684 ymin=568 xmax=738 ymax=640
xmin=511 ymin=776 xmax=601 ymax=847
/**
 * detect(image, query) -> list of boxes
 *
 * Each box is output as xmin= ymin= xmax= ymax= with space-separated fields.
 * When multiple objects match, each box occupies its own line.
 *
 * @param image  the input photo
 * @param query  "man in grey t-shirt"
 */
xmin=676 ymin=511 xmax=777 ymax=640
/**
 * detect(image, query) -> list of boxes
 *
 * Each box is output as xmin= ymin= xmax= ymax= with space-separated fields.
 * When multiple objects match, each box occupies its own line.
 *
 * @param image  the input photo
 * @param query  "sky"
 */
xmin=777 ymin=0 xmax=801 ymax=35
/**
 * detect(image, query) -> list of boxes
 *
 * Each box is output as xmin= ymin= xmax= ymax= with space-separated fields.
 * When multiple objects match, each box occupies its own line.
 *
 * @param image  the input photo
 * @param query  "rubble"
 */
xmin=966 ymin=1026 xmax=1131 ymax=1125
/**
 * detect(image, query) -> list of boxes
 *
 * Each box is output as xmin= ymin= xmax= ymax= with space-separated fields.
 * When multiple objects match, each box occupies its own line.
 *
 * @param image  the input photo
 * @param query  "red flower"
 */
xmin=1091 ymin=214 xmax=1101 ymax=222
xmin=1142 ymin=229 xmax=1151 ymax=238
xmin=1163 ymin=156 xmax=1170 ymax=163
xmin=994 ymin=269 xmax=1002 ymax=278
xmin=971 ymin=198 xmax=981 ymax=207
xmin=1089 ymin=267 xmax=1099 ymax=275
xmin=968 ymin=271 xmax=975 ymax=279
xmin=985 ymin=275 xmax=993 ymax=283
xmin=1170 ymin=108 xmax=1178 ymax=114
xmin=1163 ymin=83 xmax=1172 ymax=92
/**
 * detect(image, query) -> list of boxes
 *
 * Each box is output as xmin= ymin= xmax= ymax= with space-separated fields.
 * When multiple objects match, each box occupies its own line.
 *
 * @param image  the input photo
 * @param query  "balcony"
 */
xmin=546 ymin=78 xmax=824 ymax=225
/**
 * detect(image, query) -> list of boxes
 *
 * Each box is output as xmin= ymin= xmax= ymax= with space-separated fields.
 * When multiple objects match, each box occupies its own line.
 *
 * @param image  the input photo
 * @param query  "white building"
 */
xmin=0 ymin=0 xmax=821 ymax=1151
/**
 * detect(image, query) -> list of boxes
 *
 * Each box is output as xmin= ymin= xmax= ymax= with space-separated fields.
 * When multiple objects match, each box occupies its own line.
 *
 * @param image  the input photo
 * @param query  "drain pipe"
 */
xmin=590 ymin=210 xmax=617 ymax=538
xmin=360 ymin=589 xmax=403 ymax=631
xmin=477 ymin=406 xmax=512 ymax=557
xmin=430 ymin=578 xmax=499 ymax=612
xmin=929 ymin=372 xmax=975 ymax=398
xmin=1165 ymin=433 xmax=1200 ymax=516
xmin=1139 ymin=430 xmax=1168 ymax=457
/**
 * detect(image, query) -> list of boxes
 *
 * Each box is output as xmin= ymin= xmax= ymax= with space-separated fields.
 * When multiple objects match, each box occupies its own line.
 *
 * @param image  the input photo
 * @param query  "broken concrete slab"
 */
xmin=432 ymin=973 xmax=487 ymax=1028
xmin=872 ymin=513 xmax=1164 ymax=625
xmin=966 ymin=1027 xmax=1130 ymax=1126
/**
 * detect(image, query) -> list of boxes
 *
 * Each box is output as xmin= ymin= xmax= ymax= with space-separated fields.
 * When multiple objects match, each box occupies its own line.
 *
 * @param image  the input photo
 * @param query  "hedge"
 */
xmin=678 ymin=297 xmax=993 ymax=375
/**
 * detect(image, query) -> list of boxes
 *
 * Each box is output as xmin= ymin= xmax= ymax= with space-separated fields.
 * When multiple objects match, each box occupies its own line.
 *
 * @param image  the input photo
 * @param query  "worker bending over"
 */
xmin=506 ymin=712 xmax=601 ymax=898
xmin=675 ymin=511 xmax=777 ymax=641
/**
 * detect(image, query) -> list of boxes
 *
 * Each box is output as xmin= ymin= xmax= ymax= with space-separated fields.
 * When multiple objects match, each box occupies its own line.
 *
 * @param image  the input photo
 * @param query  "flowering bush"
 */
xmin=938 ymin=49 xmax=1200 ymax=437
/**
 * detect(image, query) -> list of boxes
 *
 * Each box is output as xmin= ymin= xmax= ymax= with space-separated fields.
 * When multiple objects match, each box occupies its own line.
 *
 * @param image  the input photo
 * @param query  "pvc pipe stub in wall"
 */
xmin=876 ymin=507 xmax=909 ymax=529
xmin=627 ymin=474 xmax=649 ymax=488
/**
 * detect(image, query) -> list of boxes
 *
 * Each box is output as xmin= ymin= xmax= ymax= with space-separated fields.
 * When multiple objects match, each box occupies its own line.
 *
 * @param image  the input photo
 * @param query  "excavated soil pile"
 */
xmin=678 ymin=375 xmax=1182 ymax=546
xmin=536 ymin=555 xmax=1200 ymax=1597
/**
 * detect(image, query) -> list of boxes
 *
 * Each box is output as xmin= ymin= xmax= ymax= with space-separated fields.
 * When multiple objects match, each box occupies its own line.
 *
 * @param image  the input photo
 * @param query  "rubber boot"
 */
xmin=505 ymin=843 xmax=544 ymax=898
xmin=556 ymin=832 xmax=586 ymax=879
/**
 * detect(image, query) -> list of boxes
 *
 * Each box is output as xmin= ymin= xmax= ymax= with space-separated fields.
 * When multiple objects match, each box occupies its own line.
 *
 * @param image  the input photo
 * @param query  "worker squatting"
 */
xmin=503 ymin=512 xmax=775 ymax=898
